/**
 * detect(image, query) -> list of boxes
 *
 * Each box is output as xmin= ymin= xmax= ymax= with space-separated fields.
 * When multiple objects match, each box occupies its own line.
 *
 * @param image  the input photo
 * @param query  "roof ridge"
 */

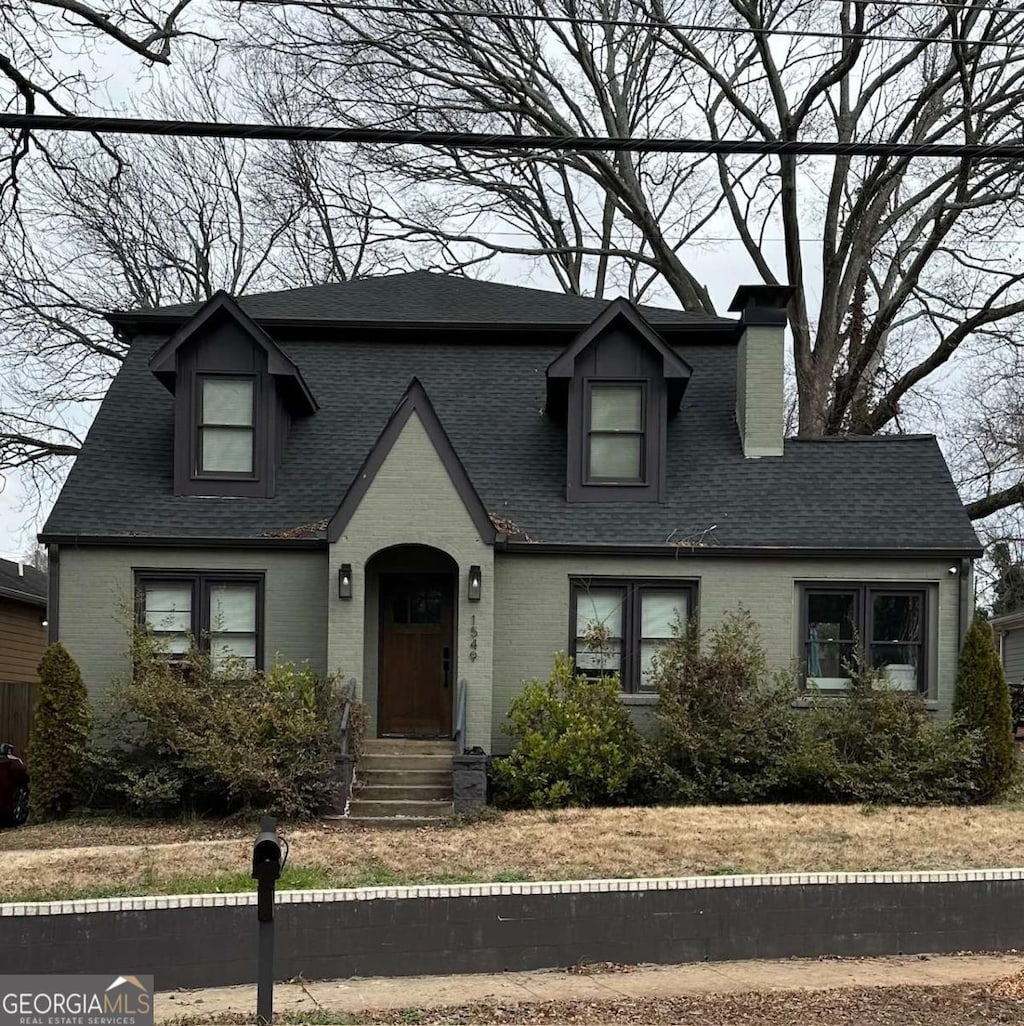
xmin=112 ymin=270 xmax=729 ymax=322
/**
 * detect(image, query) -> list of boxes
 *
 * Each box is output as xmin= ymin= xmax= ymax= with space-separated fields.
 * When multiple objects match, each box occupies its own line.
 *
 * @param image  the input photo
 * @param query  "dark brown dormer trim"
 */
xmin=547 ymin=299 xmax=692 ymax=419
xmin=549 ymin=299 xmax=684 ymax=503
xmin=148 ymin=291 xmax=318 ymax=415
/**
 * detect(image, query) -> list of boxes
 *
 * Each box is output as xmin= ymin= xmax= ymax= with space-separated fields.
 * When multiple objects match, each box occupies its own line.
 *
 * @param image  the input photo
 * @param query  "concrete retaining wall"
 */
xmin=5 ymin=870 xmax=1024 ymax=991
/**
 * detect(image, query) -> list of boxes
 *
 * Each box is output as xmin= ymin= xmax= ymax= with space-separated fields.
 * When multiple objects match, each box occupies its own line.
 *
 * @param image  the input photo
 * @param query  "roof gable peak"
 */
xmin=547 ymin=299 xmax=693 ymax=381
xmin=148 ymin=290 xmax=318 ymax=414
xmin=327 ymin=377 xmax=496 ymax=545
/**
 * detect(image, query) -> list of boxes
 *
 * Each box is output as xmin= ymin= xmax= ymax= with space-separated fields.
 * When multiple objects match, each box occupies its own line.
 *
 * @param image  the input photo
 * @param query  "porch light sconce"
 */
xmin=468 ymin=565 xmax=482 ymax=602
xmin=338 ymin=563 xmax=353 ymax=600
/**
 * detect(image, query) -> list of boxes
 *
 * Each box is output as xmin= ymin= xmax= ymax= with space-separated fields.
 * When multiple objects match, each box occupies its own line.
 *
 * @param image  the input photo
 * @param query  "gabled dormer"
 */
xmin=148 ymin=291 xmax=317 ymax=498
xmin=547 ymin=299 xmax=691 ymax=503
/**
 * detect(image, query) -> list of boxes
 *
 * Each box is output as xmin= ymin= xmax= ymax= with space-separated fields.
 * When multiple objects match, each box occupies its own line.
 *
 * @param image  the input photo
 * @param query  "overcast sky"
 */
xmin=1 ymin=238 xmax=796 ymax=562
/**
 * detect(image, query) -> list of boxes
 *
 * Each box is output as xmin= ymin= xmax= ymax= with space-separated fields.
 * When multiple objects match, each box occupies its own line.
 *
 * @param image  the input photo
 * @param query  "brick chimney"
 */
xmin=729 ymin=284 xmax=795 ymax=458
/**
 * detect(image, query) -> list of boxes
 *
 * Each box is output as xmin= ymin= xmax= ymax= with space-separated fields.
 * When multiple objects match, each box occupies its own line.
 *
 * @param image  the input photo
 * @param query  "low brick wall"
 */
xmin=5 ymin=870 xmax=1024 ymax=991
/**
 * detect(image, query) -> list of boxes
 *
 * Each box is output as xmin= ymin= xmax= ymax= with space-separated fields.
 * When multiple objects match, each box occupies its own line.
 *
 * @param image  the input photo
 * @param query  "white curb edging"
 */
xmin=3 ymin=866 xmax=1023 ymax=918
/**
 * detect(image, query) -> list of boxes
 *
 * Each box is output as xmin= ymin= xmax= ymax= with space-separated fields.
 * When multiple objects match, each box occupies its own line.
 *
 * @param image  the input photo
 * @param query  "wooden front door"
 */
xmin=379 ymin=573 xmax=454 ymax=737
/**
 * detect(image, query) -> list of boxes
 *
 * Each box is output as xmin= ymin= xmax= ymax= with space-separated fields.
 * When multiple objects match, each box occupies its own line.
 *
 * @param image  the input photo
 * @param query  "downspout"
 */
xmin=47 ymin=543 xmax=59 ymax=646
xmin=958 ymin=557 xmax=973 ymax=649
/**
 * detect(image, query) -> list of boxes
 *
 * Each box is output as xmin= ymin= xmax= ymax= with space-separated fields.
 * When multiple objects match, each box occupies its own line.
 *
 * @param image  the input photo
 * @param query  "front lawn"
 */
xmin=5 ymin=804 xmax=1024 ymax=904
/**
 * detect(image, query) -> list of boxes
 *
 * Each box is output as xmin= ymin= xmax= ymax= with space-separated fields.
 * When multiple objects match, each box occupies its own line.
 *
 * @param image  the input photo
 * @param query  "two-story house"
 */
xmin=40 ymin=273 xmax=981 ymax=808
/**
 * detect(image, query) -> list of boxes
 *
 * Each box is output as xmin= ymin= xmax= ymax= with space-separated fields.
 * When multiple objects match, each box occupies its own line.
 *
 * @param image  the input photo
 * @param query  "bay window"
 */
xmin=570 ymin=578 xmax=695 ymax=693
xmin=802 ymin=583 xmax=927 ymax=692
xmin=137 ymin=571 xmax=263 ymax=671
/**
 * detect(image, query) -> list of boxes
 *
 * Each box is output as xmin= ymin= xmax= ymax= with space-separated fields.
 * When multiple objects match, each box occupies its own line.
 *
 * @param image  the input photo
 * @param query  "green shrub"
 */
xmin=793 ymin=661 xmax=981 ymax=805
xmin=953 ymin=618 xmax=1016 ymax=801
xmin=651 ymin=610 xmax=800 ymax=803
xmin=491 ymin=654 xmax=648 ymax=808
xmin=28 ymin=643 xmax=91 ymax=821
xmin=92 ymin=630 xmax=348 ymax=817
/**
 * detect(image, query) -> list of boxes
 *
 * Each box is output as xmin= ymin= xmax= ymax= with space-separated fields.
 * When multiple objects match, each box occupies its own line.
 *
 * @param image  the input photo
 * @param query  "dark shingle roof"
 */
xmin=0 ymin=558 xmax=47 ymax=606
xmin=109 ymin=271 xmax=733 ymax=327
xmin=43 ymin=313 xmax=981 ymax=553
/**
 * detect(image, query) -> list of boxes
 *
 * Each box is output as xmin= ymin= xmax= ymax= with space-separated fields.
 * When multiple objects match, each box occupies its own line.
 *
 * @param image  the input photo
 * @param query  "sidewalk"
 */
xmin=155 ymin=951 xmax=1022 ymax=1022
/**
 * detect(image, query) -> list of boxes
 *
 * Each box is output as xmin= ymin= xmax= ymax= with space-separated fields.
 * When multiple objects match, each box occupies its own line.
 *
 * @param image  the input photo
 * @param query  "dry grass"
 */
xmin=5 ymin=804 xmax=1024 ymax=902
xmin=163 ymin=985 xmax=1024 ymax=1026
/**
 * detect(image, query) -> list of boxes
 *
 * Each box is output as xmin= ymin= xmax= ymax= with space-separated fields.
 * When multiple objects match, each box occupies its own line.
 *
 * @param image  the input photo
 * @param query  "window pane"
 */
xmin=162 ymin=633 xmax=192 ymax=654
xmin=575 ymin=589 xmax=624 ymax=638
xmin=203 ymin=378 xmax=253 ymax=426
xmin=870 ymin=643 xmax=920 ymax=690
xmin=641 ymin=591 xmax=688 ymax=639
xmin=805 ymin=640 xmax=856 ymax=688
xmin=574 ymin=638 xmax=623 ymax=677
xmin=640 ymin=640 xmax=668 ymax=688
xmin=209 ymin=583 xmax=257 ymax=632
xmin=210 ymin=634 xmax=257 ymax=672
xmin=589 ymin=435 xmax=641 ymax=480
xmin=807 ymin=592 xmax=856 ymax=642
xmin=410 ymin=587 xmax=443 ymax=624
xmin=144 ymin=582 xmax=192 ymax=633
xmin=591 ymin=386 xmax=642 ymax=431
xmin=872 ymin=593 xmax=922 ymax=643
xmin=201 ymin=427 xmax=254 ymax=473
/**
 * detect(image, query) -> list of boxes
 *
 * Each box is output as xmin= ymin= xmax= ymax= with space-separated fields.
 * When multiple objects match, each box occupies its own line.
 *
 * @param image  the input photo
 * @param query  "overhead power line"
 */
xmin=228 ymin=0 xmax=1024 ymax=49
xmin=3 ymin=113 xmax=1023 ymax=159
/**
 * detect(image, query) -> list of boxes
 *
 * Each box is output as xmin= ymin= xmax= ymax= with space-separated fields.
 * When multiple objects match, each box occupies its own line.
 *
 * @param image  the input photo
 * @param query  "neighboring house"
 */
xmin=990 ymin=609 xmax=1024 ymax=692
xmin=0 ymin=558 xmax=48 ymax=755
xmin=0 ymin=558 xmax=47 ymax=683
xmin=40 ymin=272 xmax=981 ymax=758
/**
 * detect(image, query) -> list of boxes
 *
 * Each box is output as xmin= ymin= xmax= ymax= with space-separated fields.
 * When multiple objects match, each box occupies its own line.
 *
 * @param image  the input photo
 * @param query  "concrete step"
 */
xmin=360 ymin=753 xmax=453 ymax=772
xmin=357 ymin=784 xmax=453 ymax=801
xmin=349 ymin=798 xmax=453 ymax=819
xmin=359 ymin=768 xmax=452 ymax=788
xmin=333 ymin=816 xmax=450 ymax=829
xmin=362 ymin=739 xmax=456 ymax=755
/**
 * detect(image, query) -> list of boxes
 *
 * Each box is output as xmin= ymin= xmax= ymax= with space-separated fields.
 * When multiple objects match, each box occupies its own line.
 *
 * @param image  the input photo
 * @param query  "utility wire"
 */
xmin=226 ymin=0 xmax=1024 ymax=49
xmin=2 ymin=113 xmax=1021 ymax=158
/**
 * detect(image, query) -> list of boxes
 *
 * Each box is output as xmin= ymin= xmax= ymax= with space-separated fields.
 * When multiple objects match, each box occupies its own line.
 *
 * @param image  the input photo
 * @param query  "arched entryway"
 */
xmin=365 ymin=544 xmax=458 ymax=738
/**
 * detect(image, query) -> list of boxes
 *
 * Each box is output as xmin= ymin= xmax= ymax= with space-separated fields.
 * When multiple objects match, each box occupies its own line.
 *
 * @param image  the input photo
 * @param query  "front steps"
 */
xmin=346 ymin=738 xmax=455 ymax=826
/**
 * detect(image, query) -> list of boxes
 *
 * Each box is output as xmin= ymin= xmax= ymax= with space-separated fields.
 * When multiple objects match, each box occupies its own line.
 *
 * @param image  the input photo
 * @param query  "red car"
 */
xmin=0 ymin=743 xmax=29 ymax=826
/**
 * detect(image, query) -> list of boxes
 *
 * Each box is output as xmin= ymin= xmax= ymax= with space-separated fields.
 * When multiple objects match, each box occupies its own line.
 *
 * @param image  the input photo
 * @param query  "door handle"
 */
xmin=442 ymin=647 xmax=451 ymax=688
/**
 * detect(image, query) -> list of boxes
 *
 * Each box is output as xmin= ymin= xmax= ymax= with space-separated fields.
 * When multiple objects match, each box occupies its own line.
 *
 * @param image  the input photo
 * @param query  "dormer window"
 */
xmin=547 ymin=299 xmax=691 ymax=503
xmin=147 ymin=291 xmax=318 ymax=499
xmin=587 ymin=382 xmax=645 ymax=483
xmin=197 ymin=376 xmax=256 ymax=477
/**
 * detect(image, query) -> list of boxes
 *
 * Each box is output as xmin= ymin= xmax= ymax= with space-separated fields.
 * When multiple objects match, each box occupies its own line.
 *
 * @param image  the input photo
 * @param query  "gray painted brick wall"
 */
xmin=58 ymin=546 xmax=328 ymax=695
xmin=328 ymin=411 xmax=494 ymax=748
xmin=736 ymin=323 xmax=784 ymax=458
xmin=492 ymin=553 xmax=960 ymax=753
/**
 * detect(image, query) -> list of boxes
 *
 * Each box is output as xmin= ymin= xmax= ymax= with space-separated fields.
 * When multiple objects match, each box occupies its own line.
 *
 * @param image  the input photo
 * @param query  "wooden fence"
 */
xmin=0 ymin=680 xmax=38 ymax=759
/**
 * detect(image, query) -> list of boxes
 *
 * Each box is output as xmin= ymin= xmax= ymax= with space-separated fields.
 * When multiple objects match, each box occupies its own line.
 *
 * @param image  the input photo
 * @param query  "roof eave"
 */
xmin=497 ymin=540 xmax=984 ymax=559
xmin=0 ymin=584 xmax=47 ymax=607
xmin=38 ymin=534 xmax=328 ymax=550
